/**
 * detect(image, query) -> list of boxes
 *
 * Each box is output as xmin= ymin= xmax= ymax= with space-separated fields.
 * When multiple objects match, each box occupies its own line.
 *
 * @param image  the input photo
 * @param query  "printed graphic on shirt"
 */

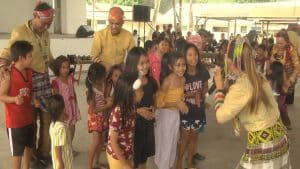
xmin=19 ymin=88 xmax=30 ymax=97
xmin=185 ymin=80 xmax=202 ymax=105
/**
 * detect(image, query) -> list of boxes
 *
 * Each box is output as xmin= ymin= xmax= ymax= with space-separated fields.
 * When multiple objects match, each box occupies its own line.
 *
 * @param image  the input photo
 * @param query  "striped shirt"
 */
xmin=50 ymin=121 xmax=73 ymax=169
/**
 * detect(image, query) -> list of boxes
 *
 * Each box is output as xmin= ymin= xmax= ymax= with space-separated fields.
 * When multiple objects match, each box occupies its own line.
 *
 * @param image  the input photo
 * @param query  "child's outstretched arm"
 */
xmin=54 ymin=146 xmax=65 ymax=169
xmin=0 ymin=75 xmax=23 ymax=105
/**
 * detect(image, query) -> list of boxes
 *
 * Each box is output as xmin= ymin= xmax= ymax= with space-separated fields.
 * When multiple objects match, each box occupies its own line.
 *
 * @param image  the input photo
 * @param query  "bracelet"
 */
xmin=216 ymin=89 xmax=225 ymax=94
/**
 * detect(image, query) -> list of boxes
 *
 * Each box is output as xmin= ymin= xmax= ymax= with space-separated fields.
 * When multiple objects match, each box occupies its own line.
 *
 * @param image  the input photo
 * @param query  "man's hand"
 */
xmin=33 ymin=99 xmax=41 ymax=108
xmin=0 ymin=63 xmax=11 ymax=83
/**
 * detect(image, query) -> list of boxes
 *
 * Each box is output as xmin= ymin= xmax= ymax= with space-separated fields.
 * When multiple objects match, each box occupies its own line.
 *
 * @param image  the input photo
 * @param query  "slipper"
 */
xmin=193 ymin=153 xmax=206 ymax=161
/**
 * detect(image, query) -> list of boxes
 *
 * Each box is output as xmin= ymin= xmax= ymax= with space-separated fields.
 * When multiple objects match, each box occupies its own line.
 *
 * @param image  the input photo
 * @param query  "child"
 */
xmin=155 ymin=52 xmax=188 ymax=169
xmin=149 ymin=37 xmax=171 ymax=85
xmin=86 ymin=63 xmax=113 ymax=169
xmin=124 ymin=47 xmax=158 ymax=169
xmin=103 ymin=64 xmax=123 ymax=151
xmin=268 ymin=61 xmax=291 ymax=129
xmin=104 ymin=64 xmax=123 ymax=98
xmin=255 ymin=44 xmax=267 ymax=74
xmin=176 ymin=43 xmax=210 ymax=169
xmin=0 ymin=41 xmax=35 ymax=169
xmin=144 ymin=40 xmax=155 ymax=56
xmin=49 ymin=94 xmax=73 ymax=169
xmin=51 ymin=55 xmax=81 ymax=153
xmin=106 ymin=73 xmax=144 ymax=169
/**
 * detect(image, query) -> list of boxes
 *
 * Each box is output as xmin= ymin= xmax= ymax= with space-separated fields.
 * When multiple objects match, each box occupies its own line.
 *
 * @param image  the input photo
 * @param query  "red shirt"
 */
xmin=4 ymin=65 xmax=33 ymax=128
xmin=149 ymin=52 xmax=161 ymax=85
xmin=106 ymin=106 xmax=136 ymax=160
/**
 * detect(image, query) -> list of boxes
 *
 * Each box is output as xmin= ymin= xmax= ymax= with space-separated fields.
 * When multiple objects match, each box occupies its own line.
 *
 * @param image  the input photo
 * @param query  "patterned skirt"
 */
xmin=32 ymin=71 xmax=52 ymax=112
xmin=236 ymin=120 xmax=291 ymax=169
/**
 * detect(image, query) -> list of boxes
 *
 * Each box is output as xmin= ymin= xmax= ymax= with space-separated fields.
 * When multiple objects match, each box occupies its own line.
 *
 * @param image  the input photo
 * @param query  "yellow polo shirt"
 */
xmin=0 ymin=21 xmax=53 ymax=73
xmin=90 ymin=26 xmax=135 ymax=67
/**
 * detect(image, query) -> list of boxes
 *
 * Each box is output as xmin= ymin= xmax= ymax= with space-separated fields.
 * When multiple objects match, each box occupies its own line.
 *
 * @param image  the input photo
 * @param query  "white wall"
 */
xmin=0 ymin=0 xmax=86 ymax=34
xmin=0 ymin=0 xmax=54 ymax=33
xmin=61 ymin=0 xmax=87 ymax=34
xmin=0 ymin=38 xmax=93 ymax=58
xmin=0 ymin=0 xmax=35 ymax=33
xmin=50 ymin=38 xmax=92 ymax=57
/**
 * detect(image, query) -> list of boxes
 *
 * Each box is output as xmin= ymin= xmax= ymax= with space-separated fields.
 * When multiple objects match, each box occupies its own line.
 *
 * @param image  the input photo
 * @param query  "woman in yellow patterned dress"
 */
xmin=214 ymin=38 xmax=291 ymax=169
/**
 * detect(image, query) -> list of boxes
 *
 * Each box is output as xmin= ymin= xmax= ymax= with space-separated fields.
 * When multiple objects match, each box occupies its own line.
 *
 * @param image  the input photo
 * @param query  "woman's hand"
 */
xmin=214 ymin=66 xmax=224 ymax=90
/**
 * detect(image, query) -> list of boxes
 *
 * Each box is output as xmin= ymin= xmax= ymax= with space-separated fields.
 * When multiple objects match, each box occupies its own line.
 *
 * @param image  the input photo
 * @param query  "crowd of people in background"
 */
xmin=0 ymin=2 xmax=300 ymax=169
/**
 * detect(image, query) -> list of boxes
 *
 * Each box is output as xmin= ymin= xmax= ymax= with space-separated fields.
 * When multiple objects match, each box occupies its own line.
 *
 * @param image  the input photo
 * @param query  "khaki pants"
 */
xmin=33 ymin=108 xmax=51 ymax=157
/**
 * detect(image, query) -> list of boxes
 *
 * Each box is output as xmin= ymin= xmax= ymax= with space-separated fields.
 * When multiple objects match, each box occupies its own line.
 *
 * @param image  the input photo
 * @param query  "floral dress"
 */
xmin=87 ymin=88 xmax=109 ymax=133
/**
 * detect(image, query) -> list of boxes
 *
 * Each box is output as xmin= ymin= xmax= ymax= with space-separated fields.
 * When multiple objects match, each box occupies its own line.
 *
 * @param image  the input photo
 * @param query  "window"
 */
xmin=241 ymin=26 xmax=247 ymax=33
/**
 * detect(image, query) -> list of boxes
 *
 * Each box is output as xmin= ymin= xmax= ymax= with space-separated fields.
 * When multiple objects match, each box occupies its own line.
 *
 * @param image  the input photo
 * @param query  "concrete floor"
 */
xmin=0 ymin=73 xmax=299 ymax=169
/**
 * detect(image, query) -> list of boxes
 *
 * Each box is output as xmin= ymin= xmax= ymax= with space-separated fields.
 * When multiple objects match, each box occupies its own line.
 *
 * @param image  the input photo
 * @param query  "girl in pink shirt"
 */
xmin=149 ymin=38 xmax=171 ymax=86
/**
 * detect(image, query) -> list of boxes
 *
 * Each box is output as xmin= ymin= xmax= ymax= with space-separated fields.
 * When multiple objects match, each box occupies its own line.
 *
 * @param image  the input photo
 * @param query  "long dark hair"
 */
xmin=106 ymin=64 xmax=123 ymax=83
xmin=124 ymin=47 xmax=148 ymax=76
xmin=160 ymin=51 xmax=185 ymax=84
xmin=268 ymin=61 xmax=284 ymax=93
xmin=85 ymin=63 xmax=106 ymax=104
xmin=183 ymin=43 xmax=206 ymax=74
xmin=112 ymin=73 xmax=138 ymax=129
xmin=105 ymin=64 xmax=123 ymax=97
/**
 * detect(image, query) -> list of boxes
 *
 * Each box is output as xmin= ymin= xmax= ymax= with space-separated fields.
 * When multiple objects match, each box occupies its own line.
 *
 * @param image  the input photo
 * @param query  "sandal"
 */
xmin=72 ymin=150 xmax=79 ymax=157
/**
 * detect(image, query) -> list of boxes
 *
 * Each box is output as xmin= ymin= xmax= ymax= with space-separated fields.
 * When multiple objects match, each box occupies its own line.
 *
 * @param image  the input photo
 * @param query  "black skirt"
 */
xmin=134 ymin=115 xmax=155 ymax=167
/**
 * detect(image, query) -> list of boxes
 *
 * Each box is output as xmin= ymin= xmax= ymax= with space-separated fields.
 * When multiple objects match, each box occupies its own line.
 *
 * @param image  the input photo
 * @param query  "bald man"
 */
xmin=90 ymin=7 xmax=135 ymax=70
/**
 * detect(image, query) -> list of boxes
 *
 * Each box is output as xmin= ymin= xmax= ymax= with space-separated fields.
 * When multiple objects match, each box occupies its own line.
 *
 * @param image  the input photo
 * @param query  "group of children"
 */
xmin=0 ymin=38 xmax=210 ymax=169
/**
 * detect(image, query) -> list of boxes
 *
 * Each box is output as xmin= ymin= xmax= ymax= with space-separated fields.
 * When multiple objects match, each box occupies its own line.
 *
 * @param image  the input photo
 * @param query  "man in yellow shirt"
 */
xmin=90 ymin=7 xmax=135 ymax=70
xmin=0 ymin=2 xmax=54 ymax=167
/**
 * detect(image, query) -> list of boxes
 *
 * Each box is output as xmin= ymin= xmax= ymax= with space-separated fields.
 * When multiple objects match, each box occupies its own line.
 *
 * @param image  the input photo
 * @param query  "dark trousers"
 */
xmin=285 ymin=91 xmax=294 ymax=105
xmin=278 ymin=95 xmax=291 ymax=127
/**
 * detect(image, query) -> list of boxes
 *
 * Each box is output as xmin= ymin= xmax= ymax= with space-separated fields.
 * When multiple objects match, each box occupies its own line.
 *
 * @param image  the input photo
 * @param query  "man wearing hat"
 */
xmin=90 ymin=7 xmax=135 ymax=70
xmin=0 ymin=1 xmax=54 ymax=167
